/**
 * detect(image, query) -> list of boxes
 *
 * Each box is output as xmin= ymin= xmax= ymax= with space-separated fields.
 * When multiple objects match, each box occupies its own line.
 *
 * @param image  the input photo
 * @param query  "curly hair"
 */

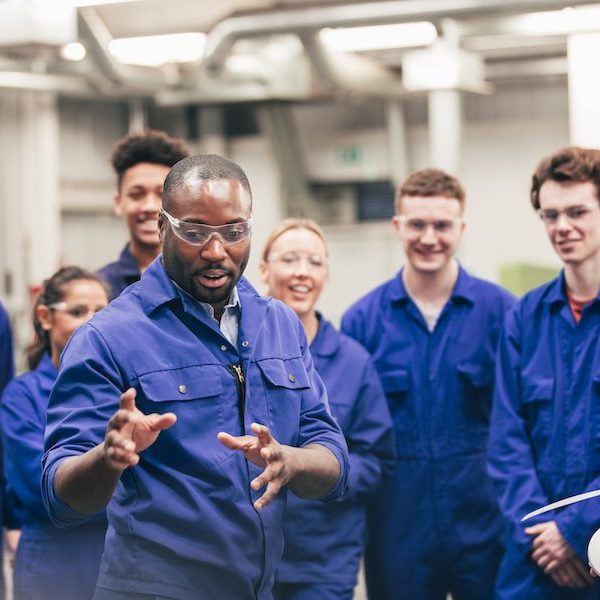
xmin=530 ymin=146 xmax=600 ymax=210
xmin=111 ymin=130 xmax=191 ymax=187
xmin=395 ymin=168 xmax=466 ymax=213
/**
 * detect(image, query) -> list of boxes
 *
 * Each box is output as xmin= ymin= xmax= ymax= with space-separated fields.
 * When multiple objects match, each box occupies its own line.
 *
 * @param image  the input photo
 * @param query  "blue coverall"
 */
xmin=42 ymin=258 xmax=349 ymax=600
xmin=97 ymin=244 xmax=141 ymax=300
xmin=0 ymin=301 xmax=14 ymax=600
xmin=488 ymin=273 xmax=600 ymax=599
xmin=1 ymin=353 xmax=106 ymax=600
xmin=274 ymin=315 xmax=396 ymax=600
xmin=342 ymin=267 xmax=515 ymax=600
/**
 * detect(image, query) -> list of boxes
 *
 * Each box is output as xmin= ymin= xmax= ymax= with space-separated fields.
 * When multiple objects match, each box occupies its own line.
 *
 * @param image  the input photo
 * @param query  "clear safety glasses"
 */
xmin=397 ymin=215 xmax=463 ymax=237
xmin=538 ymin=202 xmax=599 ymax=226
xmin=47 ymin=302 xmax=104 ymax=320
xmin=161 ymin=208 xmax=252 ymax=247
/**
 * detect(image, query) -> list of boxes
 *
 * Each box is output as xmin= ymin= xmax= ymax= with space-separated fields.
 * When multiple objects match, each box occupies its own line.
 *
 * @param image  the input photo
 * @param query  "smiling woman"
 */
xmin=260 ymin=218 xmax=395 ymax=600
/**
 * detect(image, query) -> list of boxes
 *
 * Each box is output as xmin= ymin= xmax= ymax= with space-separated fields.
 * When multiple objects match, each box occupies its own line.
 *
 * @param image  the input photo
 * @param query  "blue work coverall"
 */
xmin=488 ymin=273 xmax=600 ymax=599
xmin=274 ymin=315 xmax=396 ymax=600
xmin=1 ymin=353 xmax=106 ymax=600
xmin=97 ymin=244 xmax=141 ymax=300
xmin=42 ymin=258 xmax=349 ymax=600
xmin=0 ymin=301 xmax=14 ymax=600
xmin=342 ymin=267 xmax=515 ymax=600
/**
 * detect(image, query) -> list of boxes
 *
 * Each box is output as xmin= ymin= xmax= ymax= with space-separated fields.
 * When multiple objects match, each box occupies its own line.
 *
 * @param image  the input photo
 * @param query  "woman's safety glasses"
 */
xmin=161 ymin=209 xmax=252 ymax=247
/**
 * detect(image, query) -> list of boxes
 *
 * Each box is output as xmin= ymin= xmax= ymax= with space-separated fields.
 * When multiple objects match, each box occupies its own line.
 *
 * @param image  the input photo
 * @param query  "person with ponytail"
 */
xmin=260 ymin=219 xmax=396 ymax=600
xmin=1 ymin=266 xmax=109 ymax=600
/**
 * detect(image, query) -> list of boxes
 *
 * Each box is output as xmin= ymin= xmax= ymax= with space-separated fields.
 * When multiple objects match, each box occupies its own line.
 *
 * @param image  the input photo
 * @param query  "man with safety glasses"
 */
xmin=42 ymin=154 xmax=349 ymax=599
xmin=342 ymin=168 xmax=515 ymax=600
xmin=489 ymin=146 xmax=600 ymax=598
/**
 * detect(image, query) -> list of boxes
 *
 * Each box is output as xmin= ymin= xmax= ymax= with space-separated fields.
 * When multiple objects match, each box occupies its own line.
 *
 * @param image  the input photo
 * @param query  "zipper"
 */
xmin=227 ymin=363 xmax=246 ymax=431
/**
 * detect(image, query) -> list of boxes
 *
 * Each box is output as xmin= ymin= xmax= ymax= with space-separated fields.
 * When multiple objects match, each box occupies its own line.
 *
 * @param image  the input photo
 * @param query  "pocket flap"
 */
xmin=257 ymin=357 xmax=310 ymax=390
xmin=139 ymin=365 xmax=223 ymax=402
xmin=522 ymin=376 xmax=554 ymax=403
xmin=457 ymin=362 xmax=494 ymax=388
xmin=379 ymin=369 xmax=410 ymax=394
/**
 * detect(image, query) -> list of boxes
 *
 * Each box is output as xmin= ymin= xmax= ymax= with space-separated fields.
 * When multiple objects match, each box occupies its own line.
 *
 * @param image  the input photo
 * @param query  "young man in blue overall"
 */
xmin=489 ymin=146 xmax=600 ymax=598
xmin=98 ymin=130 xmax=190 ymax=299
xmin=342 ymin=168 xmax=515 ymax=599
xmin=42 ymin=154 xmax=349 ymax=600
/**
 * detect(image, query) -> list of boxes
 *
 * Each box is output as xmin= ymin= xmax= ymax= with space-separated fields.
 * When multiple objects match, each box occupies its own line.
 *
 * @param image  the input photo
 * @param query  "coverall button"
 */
xmin=178 ymin=384 xmax=187 ymax=394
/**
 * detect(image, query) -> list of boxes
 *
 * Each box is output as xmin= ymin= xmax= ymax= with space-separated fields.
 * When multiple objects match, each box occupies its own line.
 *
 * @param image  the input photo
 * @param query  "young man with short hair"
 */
xmin=342 ymin=168 xmax=515 ymax=599
xmin=489 ymin=146 xmax=600 ymax=598
xmin=98 ymin=130 xmax=190 ymax=299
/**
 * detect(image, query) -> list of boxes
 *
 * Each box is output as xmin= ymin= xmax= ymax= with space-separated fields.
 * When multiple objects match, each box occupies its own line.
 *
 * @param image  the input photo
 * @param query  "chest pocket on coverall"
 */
xmin=138 ymin=364 xmax=229 ymax=471
xmin=257 ymin=357 xmax=310 ymax=446
xmin=522 ymin=376 xmax=554 ymax=457
xmin=457 ymin=361 xmax=494 ymax=424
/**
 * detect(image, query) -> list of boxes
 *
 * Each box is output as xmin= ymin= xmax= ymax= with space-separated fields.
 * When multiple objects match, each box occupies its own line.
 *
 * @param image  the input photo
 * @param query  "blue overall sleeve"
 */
xmin=341 ymin=358 xmax=395 ymax=504
xmin=295 ymin=323 xmax=349 ymax=502
xmin=1 ymin=378 xmax=47 ymax=519
xmin=488 ymin=307 xmax=550 ymax=552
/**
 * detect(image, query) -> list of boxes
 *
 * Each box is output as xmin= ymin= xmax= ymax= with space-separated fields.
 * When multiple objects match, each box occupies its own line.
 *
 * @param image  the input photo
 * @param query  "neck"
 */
xmin=403 ymin=260 xmax=459 ymax=304
xmin=129 ymin=241 xmax=160 ymax=273
xmin=564 ymin=257 xmax=600 ymax=299
xmin=50 ymin=347 xmax=60 ymax=369
xmin=300 ymin=311 xmax=319 ymax=344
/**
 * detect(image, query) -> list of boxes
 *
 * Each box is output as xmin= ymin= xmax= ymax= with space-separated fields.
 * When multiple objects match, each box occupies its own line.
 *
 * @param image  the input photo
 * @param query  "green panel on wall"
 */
xmin=499 ymin=263 xmax=559 ymax=297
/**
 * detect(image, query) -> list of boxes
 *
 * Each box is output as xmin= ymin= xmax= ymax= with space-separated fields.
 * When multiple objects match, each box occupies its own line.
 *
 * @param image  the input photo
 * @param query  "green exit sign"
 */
xmin=337 ymin=145 xmax=363 ymax=164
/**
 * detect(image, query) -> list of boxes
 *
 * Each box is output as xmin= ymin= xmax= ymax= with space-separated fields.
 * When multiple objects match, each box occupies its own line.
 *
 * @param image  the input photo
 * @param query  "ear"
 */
xmin=113 ymin=192 xmax=124 ymax=218
xmin=391 ymin=214 xmax=403 ymax=238
xmin=259 ymin=260 xmax=269 ymax=284
xmin=36 ymin=304 xmax=53 ymax=332
xmin=158 ymin=213 xmax=165 ymax=244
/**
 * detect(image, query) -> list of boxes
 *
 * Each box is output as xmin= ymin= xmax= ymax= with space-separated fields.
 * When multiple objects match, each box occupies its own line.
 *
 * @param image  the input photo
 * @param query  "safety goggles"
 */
xmin=161 ymin=208 xmax=252 ymax=247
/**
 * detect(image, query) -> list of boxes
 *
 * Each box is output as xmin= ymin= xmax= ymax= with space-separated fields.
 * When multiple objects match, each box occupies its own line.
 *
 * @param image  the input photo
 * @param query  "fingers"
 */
xmin=525 ymin=523 xmax=548 ymax=536
xmin=146 ymin=412 xmax=177 ymax=432
xmin=104 ymin=430 xmax=139 ymax=469
xmin=217 ymin=432 xmax=257 ymax=451
xmin=254 ymin=480 xmax=283 ymax=511
xmin=119 ymin=387 xmax=137 ymax=411
xmin=251 ymin=423 xmax=272 ymax=446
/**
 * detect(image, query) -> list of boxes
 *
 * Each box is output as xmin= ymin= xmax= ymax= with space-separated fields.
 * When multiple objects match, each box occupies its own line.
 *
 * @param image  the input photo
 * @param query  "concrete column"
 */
xmin=428 ymin=88 xmax=462 ymax=175
xmin=385 ymin=100 xmax=410 ymax=189
xmin=199 ymin=107 xmax=227 ymax=156
xmin=0 ymin=90 xmax=60 ymax=301
xmin=568 ymin=32 xmax=600 ymax=147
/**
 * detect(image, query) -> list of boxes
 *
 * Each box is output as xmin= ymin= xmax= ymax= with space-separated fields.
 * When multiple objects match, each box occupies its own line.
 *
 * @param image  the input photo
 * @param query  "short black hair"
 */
xmin=111 ymin=130 xmax=191 ymax=187
xmin=163 ymin=154 xmax=253 ymax=210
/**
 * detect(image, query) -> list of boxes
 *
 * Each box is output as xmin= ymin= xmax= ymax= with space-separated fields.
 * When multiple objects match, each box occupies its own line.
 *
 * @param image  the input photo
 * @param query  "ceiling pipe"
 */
xmin=204 ymin=0 xmax=593 ymax=72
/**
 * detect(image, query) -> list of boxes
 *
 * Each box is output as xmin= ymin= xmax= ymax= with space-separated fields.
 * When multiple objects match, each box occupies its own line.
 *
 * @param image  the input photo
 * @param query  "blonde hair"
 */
xmin=261 ymin=218 xmax=328 ymax=262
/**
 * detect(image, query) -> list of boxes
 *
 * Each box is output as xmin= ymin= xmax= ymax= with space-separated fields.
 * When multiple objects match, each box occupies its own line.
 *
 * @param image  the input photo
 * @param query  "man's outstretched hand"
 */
xmin=218 ymin=423 xmax=297 ymax=511
xmin=103 ymin=388 xmax=177 ymax=471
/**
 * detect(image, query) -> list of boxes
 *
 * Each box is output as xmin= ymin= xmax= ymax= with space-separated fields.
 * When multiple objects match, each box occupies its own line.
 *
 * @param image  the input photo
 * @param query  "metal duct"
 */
xmin=204 ymin=0 xmax=594 ymax=72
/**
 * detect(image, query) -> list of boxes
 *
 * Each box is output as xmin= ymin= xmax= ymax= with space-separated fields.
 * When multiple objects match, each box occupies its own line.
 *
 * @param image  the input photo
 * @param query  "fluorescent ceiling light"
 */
xmin=109 ymin=33 xmax=206 ymax=67
xmin=61 ymin=42 xmax=87 ymax=61
xmin=52 ymin=0 xmax=141 ymax=6
xmin=493 ymin=6 xmax=600 ymax=36
xmin=321 ymin=22 xmax=437 ymax=52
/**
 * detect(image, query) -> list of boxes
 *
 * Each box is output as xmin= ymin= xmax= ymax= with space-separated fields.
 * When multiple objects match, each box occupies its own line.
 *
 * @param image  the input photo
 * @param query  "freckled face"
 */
xmin=260 ymin=228 xmax=328 ymax=319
